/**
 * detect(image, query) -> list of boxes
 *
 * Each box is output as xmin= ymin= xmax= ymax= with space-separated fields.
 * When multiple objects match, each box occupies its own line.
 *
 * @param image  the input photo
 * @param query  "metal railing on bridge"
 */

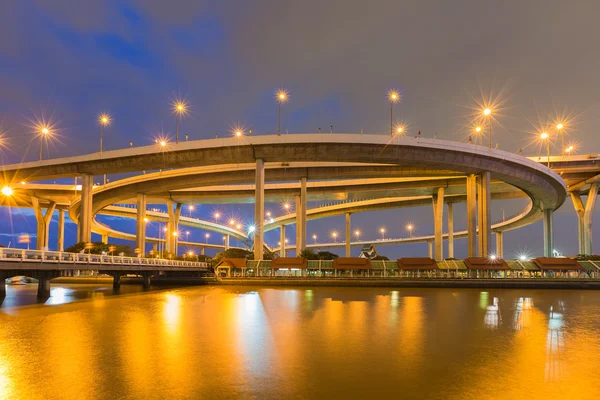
xmin=0 ymin=248 xmax=209 ymax=268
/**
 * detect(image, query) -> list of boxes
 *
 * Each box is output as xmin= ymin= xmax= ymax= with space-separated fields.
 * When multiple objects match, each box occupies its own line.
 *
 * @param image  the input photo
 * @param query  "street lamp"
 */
xmin=98 ymin=113 xmax=111 ymax=184
xmin=186 ymin=231 xmax=190 ymax=242
xmin=1 ymin=186 xmax=13 ymax=196
xmin=283 ymin=202 xmax=291 ymax=212
xmin=540 ymin=132 xmax=550 ymax=167
xmin=312 ymin=234 xmax=317 ymax=243
xmin=565 ymin=145 xmax=574 ymax=154
xmin=380 ymin=227 xmax=386 ymax=240
xmin=205 ymin=233 xmax=210 ymax=244
xmin=276 ymin=89 xmax=289 ymax=136
xmin=214 ymin=212 xmax=221 ymax=222
xmin=483 ymin=108 xmax=492 ymax=149
xmin=354 ymin=229 xmax=361 ymax=240
xmin=331 ymin=231 xmax=338 ymax=243
xmin=173 ymin=100 xmax=187 ymax=144
xmin=406 ymin=223 xmax=414 ymax=238
xmin=38 ymin=125 xmax=51 ymax=161
xmin=388 ymin=90 xmax=400 ymax=136
xmin=556 ymin=123 xmax=565 ymax=156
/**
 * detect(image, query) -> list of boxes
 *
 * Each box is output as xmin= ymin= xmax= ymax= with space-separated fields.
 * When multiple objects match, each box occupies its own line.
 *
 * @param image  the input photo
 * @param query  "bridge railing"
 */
xmin=0 ymin=248 xmax=209 ymax=268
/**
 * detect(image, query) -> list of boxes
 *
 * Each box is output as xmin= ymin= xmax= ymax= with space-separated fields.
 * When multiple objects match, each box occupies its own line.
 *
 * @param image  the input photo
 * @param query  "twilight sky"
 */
xmin=1 ymin=0 xmax=599 ymax=257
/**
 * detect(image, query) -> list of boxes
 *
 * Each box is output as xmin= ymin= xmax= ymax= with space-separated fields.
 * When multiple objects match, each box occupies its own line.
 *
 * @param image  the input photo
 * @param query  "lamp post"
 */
xmin=541 ymin=132 xmax=550 ymax=167
xmin=205 ymin=233 xmax=210 ymax=244
xmin=276 ymin=90 xmax=288 ymax=136
xmin=98 ymin=114 xmax=110 ymax=184
xmin=483 ymin=108 xmax=492 ymax=149
xmin=354 ymin=230 xmax=361 ymax=241
xmin=556 ymin=123 xmax=564 ymax=156
xmin=388 ymin=90 xmax=400 ymax=136
xmin=173 ymin=101 xmax=186 ymax=144
xmin=39 ymin=126 xmax=51 ymax=161
xmin=406 ymin=224 xmax=414 ymax=238
xmin=331 ymin=231 xmax=338 ymax=243
xmin=474 ymin=126 xmax=482 ymax=145
xmin=312 ymin=234 xmax=317 ymax=244
xmin=380 ymin=227 xmax=386 ymax=240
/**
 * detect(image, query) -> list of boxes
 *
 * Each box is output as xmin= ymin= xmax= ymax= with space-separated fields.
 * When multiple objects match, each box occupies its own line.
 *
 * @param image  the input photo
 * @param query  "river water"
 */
xmin=1 ymin=284 xmax=599 ymax=399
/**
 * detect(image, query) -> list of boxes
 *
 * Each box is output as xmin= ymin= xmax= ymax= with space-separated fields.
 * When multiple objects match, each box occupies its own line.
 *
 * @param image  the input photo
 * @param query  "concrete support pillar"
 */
xmin=142 ymin=273 xmax=151 ymax=289
xmin=31 ymin=197 xmax=56 ymax=250
xmin=345 ymin=212 xmax=351 ymax=257
xmin=224 ymin=234 xmax=230 ymax=250
xmin=543 ymin=209 xmax=554 ymax=258
xmin=466 ymin=174 xmax=477 ymax=257
xmin=447 ymin=203 xmax=454 ymax=259
xmin=0 ymin=272 xmax=6 ymax=297
xmin=427 ymin=241 xmax=433 ymax=259
xmin=280 ymin=225 xmax=286 ymax=257
xmin=433 ymin=187 xmax=444 ymax=261
xmin=101 ymin=234 xmax=108 ymax=244
xmin=113 ymin=274 xmax=121 ymax=289
xmin=584 ymin=183 xmax=598 ymax=255
xmin=495 ymin=231 xmax=503 ymax=259
xmin=254 ymin=159 xmax=265 ymax=260
xmin=571 ymin=192 xmax=586 ymax=255
xmin=477 ymin=172 xmax=491 ymax=257
xmin=78 ymin=173 xmax=93 ymax=244
xmin=166 ymin=201 xmax=182 ymax=256
xmin=295 ymin=195 xmax=302 ymax=256
xmin=57 ymin=209 xmax=65 ymax=252
xmin=300 ymin=177 xmax=307 ymax=251
xmin=37 ymin=272 xmax=52 ymax=298
xmin=136 ymin=194 xmax=147 ymax=256
xmin=201 ymin=247 xmax=205 ymax=256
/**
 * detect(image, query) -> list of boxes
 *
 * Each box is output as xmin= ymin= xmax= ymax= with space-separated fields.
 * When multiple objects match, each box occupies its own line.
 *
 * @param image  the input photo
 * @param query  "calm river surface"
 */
xmin=1 ymin=284 xmax=600 ymax=399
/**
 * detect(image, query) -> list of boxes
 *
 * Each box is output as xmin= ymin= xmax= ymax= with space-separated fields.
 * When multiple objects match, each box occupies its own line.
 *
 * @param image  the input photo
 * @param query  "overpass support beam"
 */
xmin=543 ymin=209 xmax=554 ymax=257
xmin=57 ymin=209 xmax=65 ymax=252
xmin=345 ymin=213 xmax=351 ymax=257
xmin=447 ymin=203 xmax=454 ymax=259
xmin=78 ymin=173 xmax=93 ymax=244
xmin=0 ymin=272 xmax=6 ymax=297
xmin=427 ymin=240 xmax=433 ymax=259
xmin=299 ymin=177 xmax=307 ymax=252
xmin=136 ymin=194 xmax=147 ymax=256
xmin=224 ymin=234 xmax=230 ymax=250
xmin=280 ymin=225 xmax=286 ymax=257
xmin=466 ymin=174 xmax=477 ymax=257
xmin=584 ymin=183 xmax=598 ymax=255
xmin=433 ymin=187 xmax=444 ymax=261
xmin=101 ymin=234 xmax=108 ymax=244
xmin=166 ymin=200 xmax=182 ymax=256
xmin=477 ymin=172 xmax=491 ymax=257
xmin=36 ymin=271 xmax=53 ymax=298
xmin=495 ymin=231 xmax=503 ymax=259
xmin=31 ymin=197 xmax=56 ymax=251
xmin=254 ymin=159 xmax=265 ymax=260
xmin=571 ymin=192 xmax=586 ymax=255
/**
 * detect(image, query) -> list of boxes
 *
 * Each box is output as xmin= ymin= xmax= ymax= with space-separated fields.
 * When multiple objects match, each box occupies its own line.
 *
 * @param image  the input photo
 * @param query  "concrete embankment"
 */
xmin=217 ymin=278 xmax=600 ymax=290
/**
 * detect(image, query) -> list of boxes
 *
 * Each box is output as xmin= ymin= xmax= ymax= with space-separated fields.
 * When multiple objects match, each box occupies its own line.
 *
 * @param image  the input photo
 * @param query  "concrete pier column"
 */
xmin=142 ymin=273 xmax=151 ymax=289
xmin=433 ymin=187 xmax=444 ymax=261
xmin=224 ymin=234 xmax=230 ymax=250
xmin=166 ymin=201 xmax=182 ymax=256
xmin=254 ymin=159 xmax=265 ymax=260
xmin=113 ymin=273 xmax=121 ymax=289
xmin=299 ymin=177 xmax=307 ymax=251
xmin=477 ymin=172 xmax=491 ymax=257
xmin=0 ymin=272 xmax=7 ymax=297
xmin=447 ymin=203 xmax=454 ymax=259
xmin=584 ymin=183 xmax=598 ymax=255
xmin=495 ymin=231 xmax=503 ymax=258
xmin=101 ymin=234 xmax=108 ymax=244
xmin=295 ymin=195 xmax=302 ymax=256
xmin=201 ymin=247 xmax=205 ymax=256
xmin=136 ymin=194 xmax=147 ymax=256
xmin=280 ymin=225 xmax=286 ymax=257
xmin=427 ymin=241 xmax=433 ymax=259
xmin=543 ymin=209 xmax=554 ymax=257
xmin=31 ymin=197 xmax=56 ymax=250
xmin=78 ymin=173 xmax=93 ymax=244
xmin=345 ymin=212 xmax=351 ymax=257
xmin=36 ymin=272 xmax=52 ymax=298
xmin=466 ymin=174 xmax=477 ymax=257
xmin=57 ymin=209 xmax=65 ymax=252
xmin=571 ymin=192 xmax=585 ymax=254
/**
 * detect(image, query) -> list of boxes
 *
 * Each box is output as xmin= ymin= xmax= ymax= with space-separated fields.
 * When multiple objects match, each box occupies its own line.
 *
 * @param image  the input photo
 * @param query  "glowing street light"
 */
xmin=98 ymin=113 xmax=111 ymax=184
xmin=173 ymin=100 xmax=187 ymax=144
xmin=406 ymin=223 xmax=414 ymax=238
xmin=205 ymin=233 xmax=210 ymax=243
xmin=234 ymin=128 xmax=243 ymax=138
xmin=482 ymin=107 xmax=493 ymax=149
xmin=388 ymin=90 xmax=400 ymax=136
xmin=283 ymin=202 xmax=291 ymax=212
xmin=565 ymin=145 xmax=574 ymax=154
xmin=312 ymin=234 xmax=317 ymax=243
xmin=38 ymin=125 xmax=51 ymax=161
xmin=380 ymin=227 xmax=386 ymax=240
xmin=394 ymin=124 xmax=405 ymax=136
xmin=276 ymin=89 xmax=289 ymax=136
xmin=331 ymin=231 xmax=338 ymax=243
xmin=556 ymin=123 xmax=565 ymax=156
xmin=214 ymin=212 xmax=221 ymax=222
xmin=186 ymin=231 xmax=190 ymax=242
xmin=1 ymin=186 xmax=13 ymax=196
xmin=229 ymin=219 xmax=236 ymax=226
xmin=540 ymin=132 xmax=550 ymax=167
